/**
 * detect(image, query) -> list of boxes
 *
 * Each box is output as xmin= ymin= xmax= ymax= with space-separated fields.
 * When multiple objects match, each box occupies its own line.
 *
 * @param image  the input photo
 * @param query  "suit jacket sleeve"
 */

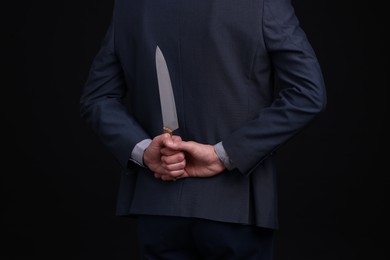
xmin=222 ymin=0 xmax=327 ymax=174
xmin=80 ymin=20 xmax=150 ymax=170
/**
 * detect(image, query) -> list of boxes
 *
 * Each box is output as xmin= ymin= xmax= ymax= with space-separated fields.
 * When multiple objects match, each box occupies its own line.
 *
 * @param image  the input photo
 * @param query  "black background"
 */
xmin=6 ymin=0 xmax=387 ymax=259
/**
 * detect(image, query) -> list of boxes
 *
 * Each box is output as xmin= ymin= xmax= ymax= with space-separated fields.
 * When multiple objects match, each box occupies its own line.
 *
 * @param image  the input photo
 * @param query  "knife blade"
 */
xmin=155 ymin=46 xmax=179 ymax=135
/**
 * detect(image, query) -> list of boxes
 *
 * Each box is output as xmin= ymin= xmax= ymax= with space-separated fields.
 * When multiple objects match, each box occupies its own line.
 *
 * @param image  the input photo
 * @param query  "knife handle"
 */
xmin=163 ymin=127 xmax=173 ymax=136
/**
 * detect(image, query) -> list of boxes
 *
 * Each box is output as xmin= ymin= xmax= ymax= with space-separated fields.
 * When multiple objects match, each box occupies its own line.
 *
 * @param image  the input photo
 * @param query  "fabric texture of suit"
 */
xmin=80 ymin=0 xmax=326 ymax=230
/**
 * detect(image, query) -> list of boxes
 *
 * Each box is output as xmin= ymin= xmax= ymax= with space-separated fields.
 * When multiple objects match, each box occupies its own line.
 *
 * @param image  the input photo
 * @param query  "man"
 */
xmin=80 ymin=0 xmax=326 ymax=259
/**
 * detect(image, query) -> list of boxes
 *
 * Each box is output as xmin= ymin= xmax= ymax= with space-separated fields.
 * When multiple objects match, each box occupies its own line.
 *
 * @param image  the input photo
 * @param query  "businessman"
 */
xmin=80 ymin=0 xmax=326 ymax=258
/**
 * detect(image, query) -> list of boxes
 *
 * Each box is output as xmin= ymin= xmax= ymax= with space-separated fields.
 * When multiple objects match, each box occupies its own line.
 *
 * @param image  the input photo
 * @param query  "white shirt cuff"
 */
xmin=214 ymin=142 xmax=235 ymax=170
xmin=129 ymin=139 xmax=152 ymax=167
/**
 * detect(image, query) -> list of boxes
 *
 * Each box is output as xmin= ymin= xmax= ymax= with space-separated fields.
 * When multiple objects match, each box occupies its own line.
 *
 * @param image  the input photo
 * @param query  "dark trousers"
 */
xmin=136 ymin=215 xmax=275 ymax=260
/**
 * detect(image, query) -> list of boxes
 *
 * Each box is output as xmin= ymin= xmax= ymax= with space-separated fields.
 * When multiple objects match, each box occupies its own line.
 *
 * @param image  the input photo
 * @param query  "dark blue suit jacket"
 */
xmin=80 ymin=0 xmax=326 ymax=229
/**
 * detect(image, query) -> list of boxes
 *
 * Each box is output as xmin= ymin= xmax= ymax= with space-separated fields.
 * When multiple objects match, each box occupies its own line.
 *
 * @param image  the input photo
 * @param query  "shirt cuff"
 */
xmin=129 ymin=139 xmax=152 ymax=167
xmin=214 ymin=142 xmax=235 ymax=171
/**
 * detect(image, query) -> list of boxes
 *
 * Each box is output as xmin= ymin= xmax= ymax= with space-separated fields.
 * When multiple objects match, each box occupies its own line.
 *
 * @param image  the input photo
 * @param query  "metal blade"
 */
xmin=155 ymin=46 xmax=179 ymax=134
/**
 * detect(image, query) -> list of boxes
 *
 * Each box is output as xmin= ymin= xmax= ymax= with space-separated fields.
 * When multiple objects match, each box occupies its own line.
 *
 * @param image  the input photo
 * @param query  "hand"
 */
xmin=171 ymin=141 xmax=226 ymax=178
xmin=143 ymin=133 xmax=186 ymax=181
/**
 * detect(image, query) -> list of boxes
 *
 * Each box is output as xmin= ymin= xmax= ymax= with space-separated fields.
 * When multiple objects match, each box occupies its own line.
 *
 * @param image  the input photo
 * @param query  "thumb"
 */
xmin=163 ymin=135 xmax=182 ymax=150
xmin=151 ymin=133 xmax=171 ymax=148
xmin=176 ymin=140 xmax=196 ymax=153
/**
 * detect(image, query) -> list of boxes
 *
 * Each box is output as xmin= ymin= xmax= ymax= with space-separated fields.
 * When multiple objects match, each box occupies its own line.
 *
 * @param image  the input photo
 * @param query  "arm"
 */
xmin=222 ymin=0 xmax=327 ymax=174
xmin=79 ymin=21 xmax=150 ymax=169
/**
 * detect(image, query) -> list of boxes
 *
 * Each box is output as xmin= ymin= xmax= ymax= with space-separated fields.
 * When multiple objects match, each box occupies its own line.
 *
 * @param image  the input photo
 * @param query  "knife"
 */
xmin=155 ymin=46 xmax=179 ymax=135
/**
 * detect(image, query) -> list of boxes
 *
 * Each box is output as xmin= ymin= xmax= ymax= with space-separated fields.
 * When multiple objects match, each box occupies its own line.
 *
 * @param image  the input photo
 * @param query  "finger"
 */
xmin=158 ymin=170 xmax=189 ymax=181
xmin=171 ymin=135 xmax=182 ymax=143
xmin=154 ymin=166 xmax=184 ymax=177
xmin=171 ymin=170 xmax=185 ymax=178
xmin=162 ymin=161 xmax=186 ymax=173
xmin=160 ymin=147 xmax=182 ymax=156
xmin=152 ymin=133 xmax=172 ymax=148
xmin=161 ymin=151 xmax=185 ymax=163
xmin=161 ymin=156 xmax=186 ymax=172
xmin=161 ymin=133 xmax=175 ymax=146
